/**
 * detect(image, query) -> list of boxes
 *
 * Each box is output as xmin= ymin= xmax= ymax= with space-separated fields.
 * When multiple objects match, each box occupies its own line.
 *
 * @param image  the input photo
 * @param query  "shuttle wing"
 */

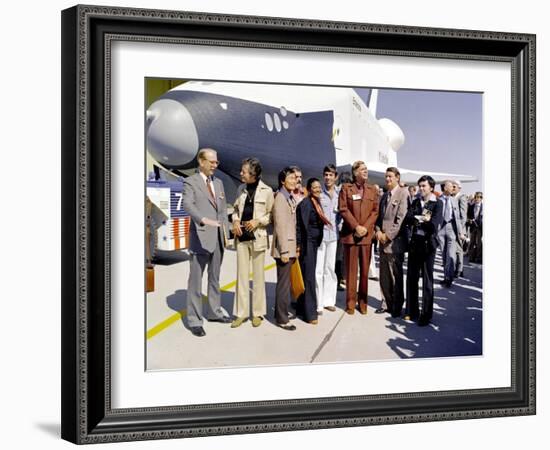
xmin=394 ymin=167 xmax=478 ymax=185
xmin=346 ymin=161 xmax=477 ymax=187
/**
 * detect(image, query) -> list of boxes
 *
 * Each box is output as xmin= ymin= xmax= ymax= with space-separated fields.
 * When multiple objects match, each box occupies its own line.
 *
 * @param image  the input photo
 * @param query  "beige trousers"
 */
xmin=233 ymin=240 xmax=267 ymax=318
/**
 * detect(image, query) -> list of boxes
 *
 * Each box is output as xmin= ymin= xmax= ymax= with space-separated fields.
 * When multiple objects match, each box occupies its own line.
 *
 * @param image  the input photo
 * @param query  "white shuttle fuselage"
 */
xmin=146 ymin=81 xmax=475 ymax=188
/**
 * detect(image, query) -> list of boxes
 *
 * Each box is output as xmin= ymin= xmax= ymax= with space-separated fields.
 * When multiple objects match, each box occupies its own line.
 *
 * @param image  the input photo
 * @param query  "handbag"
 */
xmin=290 ymin=259 xmax=305 ymax=300
xmin=146 ymin=267 xmax=155 ymax=293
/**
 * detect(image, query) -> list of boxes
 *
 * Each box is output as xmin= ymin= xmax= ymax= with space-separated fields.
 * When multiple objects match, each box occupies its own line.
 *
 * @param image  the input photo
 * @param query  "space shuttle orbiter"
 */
xmin=145 ymin=81 xmax=476 ymax=190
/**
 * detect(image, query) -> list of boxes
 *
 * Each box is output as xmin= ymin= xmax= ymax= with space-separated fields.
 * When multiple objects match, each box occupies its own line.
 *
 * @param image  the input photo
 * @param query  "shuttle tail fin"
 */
xmin=369 ymin=89 xmax=379 ymax=118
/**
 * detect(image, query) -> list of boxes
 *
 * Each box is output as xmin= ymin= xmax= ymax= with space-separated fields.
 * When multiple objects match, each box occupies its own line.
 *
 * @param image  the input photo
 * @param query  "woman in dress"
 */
xmin=295 ymin=178 xmax=331 ymax=324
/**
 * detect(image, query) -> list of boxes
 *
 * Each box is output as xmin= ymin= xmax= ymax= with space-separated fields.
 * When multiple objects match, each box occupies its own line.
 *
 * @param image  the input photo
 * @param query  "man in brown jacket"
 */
xmin=339 ymin=161 xmax=379 ymax=315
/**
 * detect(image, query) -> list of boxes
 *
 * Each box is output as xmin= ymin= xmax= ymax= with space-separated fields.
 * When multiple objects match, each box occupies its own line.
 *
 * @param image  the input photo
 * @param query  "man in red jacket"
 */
xmin=338 ymin=161 xmax=379 ymax=315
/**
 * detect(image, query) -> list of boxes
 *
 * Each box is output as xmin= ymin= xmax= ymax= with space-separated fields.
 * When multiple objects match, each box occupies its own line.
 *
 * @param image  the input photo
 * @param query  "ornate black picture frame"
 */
xmin=61 ymin=4 xmax=536 ymax=444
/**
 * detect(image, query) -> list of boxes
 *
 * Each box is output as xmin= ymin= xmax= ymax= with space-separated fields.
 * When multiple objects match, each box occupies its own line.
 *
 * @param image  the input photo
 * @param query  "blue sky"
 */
xmin=355 ymin=88 xmax=483 ymax=195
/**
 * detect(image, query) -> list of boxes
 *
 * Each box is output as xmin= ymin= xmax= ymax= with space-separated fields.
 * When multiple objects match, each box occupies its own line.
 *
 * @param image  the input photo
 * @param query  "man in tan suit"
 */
xmin=271 ymin=167 xmax=299 ymax=330
xmin=231 ymin=157 xmax=274 ymax=328
xmin=375 ymin=167 xmax=409 ymax=318
xmin=339 ymin=161 xmax=379 ymax=315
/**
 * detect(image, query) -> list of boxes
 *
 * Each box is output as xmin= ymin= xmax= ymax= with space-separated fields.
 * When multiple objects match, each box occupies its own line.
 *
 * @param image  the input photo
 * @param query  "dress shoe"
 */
xmin=324 ymin=306 xmax=336 ymax=312
xmin=418 ymin=316 xmax=430 ymax=327
xmin=208 ymin=316 xmax=232 ymax=324
xmin=251 ymin=316 xmax=262 ymax=327
xmin=375 ymin=307 xmax=387 ymax=314
xmin=404 ymin=315 xmax=418 ymax=322
xmin=231 ymin=317 xmax=247 ymax=328
xmin=345 ymin=308 xmax=355 ymax=315
xmin=277 ymin=323 xmax=296 ymax=331
xmin=190 ymin=326 xmax=206 ymax=337
xmin=309 ymin=319 xmax=319 ymax=325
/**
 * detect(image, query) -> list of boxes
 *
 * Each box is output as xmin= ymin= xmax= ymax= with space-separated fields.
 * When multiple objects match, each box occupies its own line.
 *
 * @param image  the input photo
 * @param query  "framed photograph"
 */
xmin=143 ymin=78 xmax=485 ymax=372
xmin=61 ymin=4 xmax=536 ymax=444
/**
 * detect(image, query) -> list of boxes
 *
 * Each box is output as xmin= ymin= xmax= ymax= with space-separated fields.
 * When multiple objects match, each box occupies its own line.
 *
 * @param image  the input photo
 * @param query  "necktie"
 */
xmin=289 ymin=194 xmax=296 ymax=212
xmin=206 ymin=177 xmax=217 ymax=210
xmin=385 ymin=191 xmax=391 ymax=216
xmin=445 ymin=197 xmax=451 ymax=222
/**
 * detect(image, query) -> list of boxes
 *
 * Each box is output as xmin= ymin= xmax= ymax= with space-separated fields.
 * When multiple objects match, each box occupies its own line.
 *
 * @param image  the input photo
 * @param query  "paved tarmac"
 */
xmin=146 ymin=241 xmax=482 ymax=371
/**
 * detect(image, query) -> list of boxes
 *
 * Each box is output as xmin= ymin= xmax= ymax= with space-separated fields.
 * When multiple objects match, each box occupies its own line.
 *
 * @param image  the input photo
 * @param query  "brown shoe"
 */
xmin=309 ymin=320 xmax=319 ymax=325
xmin=345 ymin=308 xmax=355 ymax=315
xmin=324 ymin=306 xmax=336 ymax=312
xmin=231 ymin=317 xmax=247 ymax=328
xmin=360 ymin=307 xmax=368 ymax=315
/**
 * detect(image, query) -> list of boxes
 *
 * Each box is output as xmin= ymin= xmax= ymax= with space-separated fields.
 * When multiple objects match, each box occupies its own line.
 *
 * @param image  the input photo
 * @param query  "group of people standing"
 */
xmin=180 ymin=147 xmax=482 ymax=337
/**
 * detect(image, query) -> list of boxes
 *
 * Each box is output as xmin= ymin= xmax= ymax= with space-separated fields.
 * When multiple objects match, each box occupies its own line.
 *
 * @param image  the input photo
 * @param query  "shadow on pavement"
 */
xmin=165 ymin=289 xmax=235 ymax=331
xmin=154 ymin=250 xmax=190 ymax=266
xmin=385 ymin=254 xmax=482 ymax=359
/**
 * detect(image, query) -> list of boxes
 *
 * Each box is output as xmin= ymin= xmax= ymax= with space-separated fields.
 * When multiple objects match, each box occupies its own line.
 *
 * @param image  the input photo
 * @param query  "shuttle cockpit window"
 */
xmin=273 ymin=113 xmax=282 ymax=132
xmin=264 ymin=112 xmax=274 ymax=131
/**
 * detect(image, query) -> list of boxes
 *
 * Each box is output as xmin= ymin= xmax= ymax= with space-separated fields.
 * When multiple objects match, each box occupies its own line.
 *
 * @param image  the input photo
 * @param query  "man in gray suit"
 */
xmin=182 ymin=148 xmax=231 ymax=337
xmin=438 ymin=180 xmax=464 ymax=288
xmin=375 ymin=167 xmax=409 ymax=317
xmin=452 ymin=180 xmax=468 ymax=278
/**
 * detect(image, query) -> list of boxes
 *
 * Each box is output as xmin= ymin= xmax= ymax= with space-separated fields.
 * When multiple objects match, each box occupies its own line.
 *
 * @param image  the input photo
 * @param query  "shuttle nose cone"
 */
xmin=146 ymin=99 xmax=199 ymax=168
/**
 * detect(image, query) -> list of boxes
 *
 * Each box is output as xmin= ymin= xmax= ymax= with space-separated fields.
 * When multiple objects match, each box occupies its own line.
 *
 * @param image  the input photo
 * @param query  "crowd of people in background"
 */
xmin=181 ymin=148 xmax=483 ymax=337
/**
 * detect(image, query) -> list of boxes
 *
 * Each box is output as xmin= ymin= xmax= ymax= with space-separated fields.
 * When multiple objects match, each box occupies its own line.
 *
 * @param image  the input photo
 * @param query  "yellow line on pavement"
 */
xmin=146 ymin=263 xmax=276 ymax=340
